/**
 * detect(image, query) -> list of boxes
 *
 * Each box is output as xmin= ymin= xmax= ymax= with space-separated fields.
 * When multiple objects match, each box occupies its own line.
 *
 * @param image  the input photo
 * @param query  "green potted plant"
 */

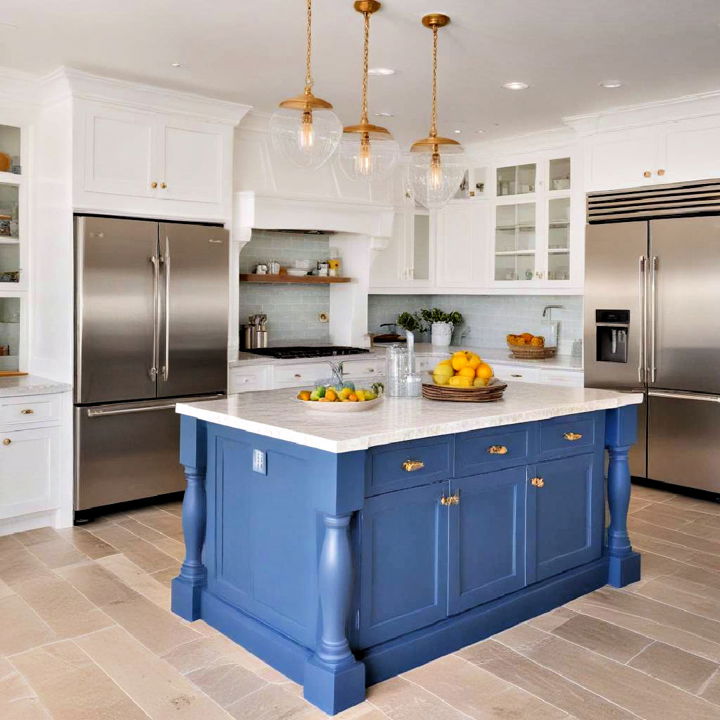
xmin=419 ymin=307 xmax=463 ymax=347
xmin=396 ymin=311 xmax=427 ymax=336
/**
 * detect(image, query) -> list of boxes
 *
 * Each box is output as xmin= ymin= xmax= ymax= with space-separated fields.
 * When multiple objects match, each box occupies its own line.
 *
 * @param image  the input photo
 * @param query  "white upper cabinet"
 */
xmin=82 ymin=105 xmax=156 ymax=198
xmin=661 ymin=116 xmax=720 ymax=183
xmin=159 ymin=118 xmax=225 ymax=204
xmin=585 ymin=127 xmax=659 ymax=191
xmin=74 ymin=93 xmax=245 ymax=221
xmin=436 ymin=200 xmax=488 ymax=288
xmin=585 ymin=116 xmax=720 ymax=191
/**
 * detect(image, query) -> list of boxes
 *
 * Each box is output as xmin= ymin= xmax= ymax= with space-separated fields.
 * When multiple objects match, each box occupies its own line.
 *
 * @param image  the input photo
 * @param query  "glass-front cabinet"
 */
xmin=0 ymin=123 xmax=26 ymax=371
xmin=492 ymin=155 xmax=575 ymax=287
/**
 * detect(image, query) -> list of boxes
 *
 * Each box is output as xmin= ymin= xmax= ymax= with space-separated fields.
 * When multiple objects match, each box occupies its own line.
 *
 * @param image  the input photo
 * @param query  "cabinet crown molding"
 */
xmin=38 ymin=67 xmax=251 ymax=125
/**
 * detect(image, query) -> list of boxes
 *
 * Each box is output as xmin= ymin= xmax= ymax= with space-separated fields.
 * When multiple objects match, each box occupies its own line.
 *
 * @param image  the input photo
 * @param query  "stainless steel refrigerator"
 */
xmin=584 ymin=180 xmax=720 ymax=494
xmin=74 ymin=216 xmax=229 ymax=513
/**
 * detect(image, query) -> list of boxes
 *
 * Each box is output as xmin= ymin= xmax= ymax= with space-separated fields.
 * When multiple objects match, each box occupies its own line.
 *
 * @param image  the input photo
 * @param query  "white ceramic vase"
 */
xmin=431 ymin=322 xmax=453 ymax=347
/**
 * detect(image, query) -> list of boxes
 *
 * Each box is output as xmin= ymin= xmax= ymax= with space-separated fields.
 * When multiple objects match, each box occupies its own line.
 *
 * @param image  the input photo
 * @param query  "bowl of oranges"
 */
xmin=423 ymin=351 xmax=507 ymax=403
xmin=506 ymin=333 xmax=557 ymax=359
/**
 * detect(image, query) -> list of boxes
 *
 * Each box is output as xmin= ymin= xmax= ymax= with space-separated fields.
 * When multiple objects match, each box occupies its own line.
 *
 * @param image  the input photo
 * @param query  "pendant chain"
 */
xmin=360 ymin=11 xmax=370 ymax=124
xmin=304 ymin=0 xmax=313 ymax=93
xmin=430 ymin=25 xmax=438 ymax=138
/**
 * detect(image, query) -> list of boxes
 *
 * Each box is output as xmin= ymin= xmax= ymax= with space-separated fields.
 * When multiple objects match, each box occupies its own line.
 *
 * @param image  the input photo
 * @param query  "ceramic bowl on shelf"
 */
xmin=286 ymin=268 xmax=309 ymax=277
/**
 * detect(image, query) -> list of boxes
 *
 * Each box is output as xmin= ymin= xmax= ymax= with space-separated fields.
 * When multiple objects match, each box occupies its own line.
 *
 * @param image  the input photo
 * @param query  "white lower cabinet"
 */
xmin=229 ymin=365 xmax=271 ymax=394
xmin=0 ymin=424 xmax=60 ymax=520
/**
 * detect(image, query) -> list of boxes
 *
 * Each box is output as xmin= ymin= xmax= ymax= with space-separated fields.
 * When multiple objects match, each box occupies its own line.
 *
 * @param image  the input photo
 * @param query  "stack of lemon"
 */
xmin=432 ymin=351 xmax=494 ymax=388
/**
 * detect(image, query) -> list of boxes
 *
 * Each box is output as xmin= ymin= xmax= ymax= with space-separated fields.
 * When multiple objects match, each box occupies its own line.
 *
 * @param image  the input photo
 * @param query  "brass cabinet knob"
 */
xmin=643 ymin=171 xmax=652 ymax=178
xmin=20 ymin=408 xmax=34 ymax=415
xmin=160 ymin=182 xmax=167 ymax=189
xmin=530 ymin=477 xmax=544 ymax=488
xmin=403 ymin=459 xmax=425 ymax=472
xmin=487 ymin=445 xmax=508 ymax=455
xmin=294 ymin=374 xmax=302 ymax=378
xmin=2 ymin=438 xmax=11 ymax=446
xmin=440 ymin=492 xmax=460 ymax=506
xmin=151 ymin=181 xmax=158 ymax=189
xmin=657 ymin=169 xmax=666 ymax=176
xmin=563 ymin=432 xmax=583 ymax=441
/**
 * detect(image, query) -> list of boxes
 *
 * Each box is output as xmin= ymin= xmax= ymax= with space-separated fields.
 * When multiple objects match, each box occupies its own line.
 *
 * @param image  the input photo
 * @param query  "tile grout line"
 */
xmin=489 ymin=636 xmax=646 ymax=720
xmin=397 ymin=673 xmax=494 ymax=720
xmin=697 ymin=665 xmax=720 ymax=697
xmin=620 ymin=582 xmax=720 ymax=625
xmin=450 ymin=649 xmax=574 ymax=718
xmin=509 ymin=620 xmax=720 ymax=708
xmin=623 ymin=639 xmax=656 ymax=666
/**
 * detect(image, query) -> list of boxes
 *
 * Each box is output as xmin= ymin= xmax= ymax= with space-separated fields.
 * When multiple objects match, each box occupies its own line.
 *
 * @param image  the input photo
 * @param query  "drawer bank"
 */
xmin=172 ymin=385 xmax=642 ymax=715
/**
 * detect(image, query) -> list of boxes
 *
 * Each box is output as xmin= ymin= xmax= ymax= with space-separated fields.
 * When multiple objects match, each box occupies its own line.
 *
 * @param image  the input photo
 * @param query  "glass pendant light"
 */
xmin=409 ymin=14 xmax=465 ymax=209
xmin=269 ymin=0 xmax=342 ymax=168
xmin=338 ymin=1 xmax=399 ymax=181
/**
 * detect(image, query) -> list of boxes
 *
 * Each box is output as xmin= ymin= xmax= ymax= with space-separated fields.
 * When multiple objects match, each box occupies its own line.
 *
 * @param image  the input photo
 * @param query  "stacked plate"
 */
xmin=422 ymin=377 xmax=507 ymax=403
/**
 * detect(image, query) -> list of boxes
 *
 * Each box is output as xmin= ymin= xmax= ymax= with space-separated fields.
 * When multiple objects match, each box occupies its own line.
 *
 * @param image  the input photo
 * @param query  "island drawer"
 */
xmin=539 ymin=412 xmax=598 ymax=457
xmin=366 ymin=437 xmax=452 ymax=497
xmin=454 ymin=425 xmax=532 ymax=476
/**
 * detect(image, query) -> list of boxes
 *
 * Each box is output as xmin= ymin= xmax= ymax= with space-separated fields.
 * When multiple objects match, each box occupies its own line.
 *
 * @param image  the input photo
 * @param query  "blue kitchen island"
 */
xmin=172 ymin=383 xmax=642 ymax=715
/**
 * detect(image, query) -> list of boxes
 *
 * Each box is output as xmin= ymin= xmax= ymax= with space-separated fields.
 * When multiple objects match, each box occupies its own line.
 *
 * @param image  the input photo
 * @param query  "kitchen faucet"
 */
xmin=542 ymin=305 xmax=564 ymax=349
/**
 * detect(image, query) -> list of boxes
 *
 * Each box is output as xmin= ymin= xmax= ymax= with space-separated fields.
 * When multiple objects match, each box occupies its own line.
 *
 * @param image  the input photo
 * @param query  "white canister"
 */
xmin=431 ymin=322 xmax=453 ymax=347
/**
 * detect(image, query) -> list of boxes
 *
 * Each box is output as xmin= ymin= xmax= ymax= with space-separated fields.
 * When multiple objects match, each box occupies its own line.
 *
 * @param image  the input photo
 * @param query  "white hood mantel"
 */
xmin=231 ymin=112 xmax=396 ymax=246
xmin=232 ymin=191 xmax=395 ymax=244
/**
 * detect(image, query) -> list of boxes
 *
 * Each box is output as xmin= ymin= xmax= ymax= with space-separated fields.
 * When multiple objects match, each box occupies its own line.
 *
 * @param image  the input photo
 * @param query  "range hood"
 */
xmin=233 ymin=191 xmax=395 ymax=241
xmin=232 ymin=114 xmax=396 ymax=244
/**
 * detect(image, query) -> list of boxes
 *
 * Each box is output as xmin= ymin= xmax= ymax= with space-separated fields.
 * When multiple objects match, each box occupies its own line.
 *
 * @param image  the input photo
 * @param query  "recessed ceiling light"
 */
xmin=475 ymin=129 xmax=486 ymax=134
xmin=170 ymin=62 xmax=183 ymax=68
xmin=375 ymin=111 xmax=394 ymax=117
xmin=503 ymin=81 xmax=528 ymax=90
xmin=600 ymin=80 xmax=623 ymax=88
xmin=453 ymin=129 xmax=462 ymax=134
xmin=368 ymin=67 xmax=395 ymax=76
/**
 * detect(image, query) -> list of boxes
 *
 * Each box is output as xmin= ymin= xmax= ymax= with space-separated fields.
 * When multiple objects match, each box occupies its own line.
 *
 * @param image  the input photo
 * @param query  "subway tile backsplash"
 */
xmin=368 ymin=294 xmax=583 ymax=355
xmin=239 ymin=230 xmax=333 ymax=344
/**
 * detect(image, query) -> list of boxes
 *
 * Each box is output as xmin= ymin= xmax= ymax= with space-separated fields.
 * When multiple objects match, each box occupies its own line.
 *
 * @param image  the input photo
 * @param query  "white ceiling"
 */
xmin=2 ymin=1 xmax=720 ymax=144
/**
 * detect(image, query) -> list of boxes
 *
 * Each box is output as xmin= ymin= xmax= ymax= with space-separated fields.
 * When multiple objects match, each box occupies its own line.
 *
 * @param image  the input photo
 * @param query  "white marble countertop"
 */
xmin=177 ymin=383 xmax=639 ymax=454
xmin=0 ymin=374 xmax=71 ymax=398
xmin=230 ymin=344 xmax=583 ymax=372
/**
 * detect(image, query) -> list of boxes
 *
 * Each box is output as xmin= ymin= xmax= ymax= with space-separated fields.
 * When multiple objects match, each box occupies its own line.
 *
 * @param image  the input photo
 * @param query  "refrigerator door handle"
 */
xmin=160 ymin=236 xmax=171 ymax=383
xmin=648 ymin=389 xmax=720 ymax=403
xmin=638 ymin=255 xmax=647 ymax=383
xmin=149 ymin=254 xmax=159 ymax=381
xmin=649 ymin=255 xmax=658 ymax=383
xmin=85 ymin=393 xmax=226 ymax=418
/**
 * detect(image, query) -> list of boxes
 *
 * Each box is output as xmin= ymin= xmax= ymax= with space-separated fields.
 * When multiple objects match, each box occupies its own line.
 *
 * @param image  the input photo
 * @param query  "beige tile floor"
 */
xmin=1 ymin=484 xmax=720 ymax=719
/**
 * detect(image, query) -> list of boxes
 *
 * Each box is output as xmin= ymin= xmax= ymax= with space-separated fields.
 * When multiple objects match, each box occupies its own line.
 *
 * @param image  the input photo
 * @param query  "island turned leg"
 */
xmin=172 ymin=417 xmax=208 ymax=621
xmin=605 ymin=405 xmax=642 ymax=587
xmin=304 ymin=513 xmax=365 ymax=715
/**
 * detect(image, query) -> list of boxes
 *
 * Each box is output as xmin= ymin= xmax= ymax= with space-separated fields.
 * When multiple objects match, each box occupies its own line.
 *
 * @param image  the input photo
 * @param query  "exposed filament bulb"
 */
xmin=429 ymin=149 xmax=443 ymax=190
xmin=298 ymin=110 xmax=315 ymax=149
xmin=356 ymin=133 xmax=372 ymax=176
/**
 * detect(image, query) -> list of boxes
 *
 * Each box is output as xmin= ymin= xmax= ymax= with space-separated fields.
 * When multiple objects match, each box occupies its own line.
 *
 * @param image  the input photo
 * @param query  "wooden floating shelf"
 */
xmin=239 ymin=274 xmax=352 ymax=285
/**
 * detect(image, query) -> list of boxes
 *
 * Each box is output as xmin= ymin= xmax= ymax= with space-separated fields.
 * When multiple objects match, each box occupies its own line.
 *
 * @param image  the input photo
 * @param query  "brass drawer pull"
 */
xmin=402 ymin=460 xmax=425 ymax=472
xmin=440 ymin=492 xmax=460 ymax=506
xmin=563 ymin=432 xmax=583 ymax=441
xmin=2 ymin=438 xmax=11 ymax=446
xmin=160 ymin=182 xmax=167 ymax=189
xmin=20 ymin=408 xmax=35 ymax=415
xmin=487 ymin=445 xmax=508 ymax=455
xmin=530 ymin=477 xmax=544 ymax=488
xmin=151 ymin=181 xmax=158 ymax=189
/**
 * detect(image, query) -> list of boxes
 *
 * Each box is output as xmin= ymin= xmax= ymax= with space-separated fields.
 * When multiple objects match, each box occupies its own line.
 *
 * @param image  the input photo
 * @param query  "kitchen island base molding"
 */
xmin=172 ymin=398 xmax=641 ymax=715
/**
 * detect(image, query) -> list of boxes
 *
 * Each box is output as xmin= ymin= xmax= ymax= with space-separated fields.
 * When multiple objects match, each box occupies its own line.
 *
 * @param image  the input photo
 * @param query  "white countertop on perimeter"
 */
xmin=177 ymin=383 xmax=639 ymax=454
xmin=230 ymin=344 xmax=583 ymax=372
xmin=0 ymin=375 xmax=71 ymax=398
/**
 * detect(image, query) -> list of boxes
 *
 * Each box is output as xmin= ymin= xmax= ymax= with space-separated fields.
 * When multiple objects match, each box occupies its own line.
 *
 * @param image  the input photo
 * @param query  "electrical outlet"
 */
xmin=319 ymin=312 xmax=329 ymax=323
xmin=252 ymin=449 xmax=266 ymax=475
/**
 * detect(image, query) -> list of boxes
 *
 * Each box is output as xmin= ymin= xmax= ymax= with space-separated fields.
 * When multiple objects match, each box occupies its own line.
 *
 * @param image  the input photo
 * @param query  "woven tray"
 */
xmin=422 ymin=377 xmax=507 ymax=403
xmin=507 ymin=345 xmax=557 ymax=359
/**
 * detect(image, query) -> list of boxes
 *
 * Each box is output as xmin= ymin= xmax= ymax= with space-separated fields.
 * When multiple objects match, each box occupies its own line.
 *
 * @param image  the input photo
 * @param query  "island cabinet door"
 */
xmin=355 ymin=483 xmax=448 ymax=649
xmin=527 ymin=452 xmax=604 ymax=584
xmin=447 ymin=467 xmax=527 ymax=615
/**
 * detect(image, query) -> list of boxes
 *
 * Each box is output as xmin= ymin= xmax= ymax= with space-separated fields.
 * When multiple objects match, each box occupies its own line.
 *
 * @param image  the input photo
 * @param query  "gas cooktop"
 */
xmin=247 ymin=346 xmax=371 ymax=360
